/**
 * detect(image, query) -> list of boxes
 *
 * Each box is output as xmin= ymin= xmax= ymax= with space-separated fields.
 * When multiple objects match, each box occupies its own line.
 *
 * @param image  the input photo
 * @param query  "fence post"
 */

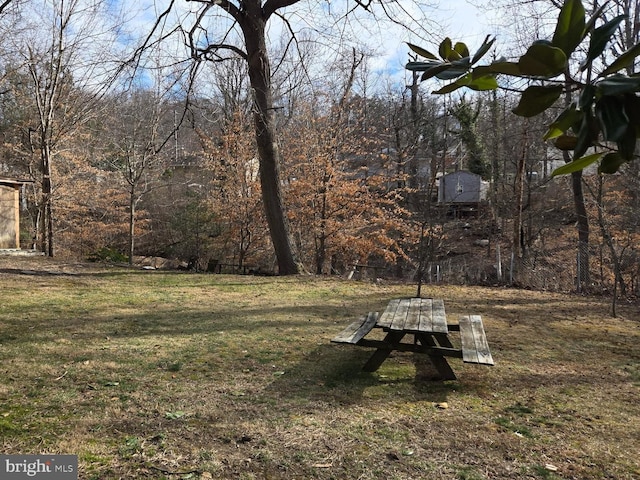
xmin=496 ymin=245 xmax=502 ymax=282
xmin=576 ymin=250 xmax=581 ymax=293
xmin=510 ymin=251 xmax=515 ymax=285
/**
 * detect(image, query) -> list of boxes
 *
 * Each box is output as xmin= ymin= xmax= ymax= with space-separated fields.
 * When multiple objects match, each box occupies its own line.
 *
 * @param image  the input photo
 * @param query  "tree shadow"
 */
xmin=262 ymin=343 xmax=459 ymax=408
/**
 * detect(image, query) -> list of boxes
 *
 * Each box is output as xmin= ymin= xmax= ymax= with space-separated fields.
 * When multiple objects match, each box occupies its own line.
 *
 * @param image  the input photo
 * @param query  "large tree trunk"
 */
xmin=562 ymin=74 xmax=590 ymax=291
xmin=41 ymin=144 xmax=54 ymax=257
xmin=241 ymin=5 xmax=299 ymax=275
xmin=571 ymin=167 xmax=590 ymax=290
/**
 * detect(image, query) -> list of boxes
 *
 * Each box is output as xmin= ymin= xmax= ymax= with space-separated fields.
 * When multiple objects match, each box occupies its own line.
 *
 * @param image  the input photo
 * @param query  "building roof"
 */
xmin=0 ymin=177 xmax=34 ymax=186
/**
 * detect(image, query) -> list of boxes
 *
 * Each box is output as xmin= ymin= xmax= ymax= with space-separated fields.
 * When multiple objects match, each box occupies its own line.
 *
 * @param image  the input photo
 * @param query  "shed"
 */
xmin=0 ymin=178 xmax=32 ymax=249
xmin=438 ymin=170 xmax=485 ymax=204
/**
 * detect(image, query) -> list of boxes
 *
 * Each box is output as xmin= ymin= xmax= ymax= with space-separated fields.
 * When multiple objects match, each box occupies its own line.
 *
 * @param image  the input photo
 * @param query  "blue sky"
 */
xmin=105 ymin=0 xmax=502 ymax=94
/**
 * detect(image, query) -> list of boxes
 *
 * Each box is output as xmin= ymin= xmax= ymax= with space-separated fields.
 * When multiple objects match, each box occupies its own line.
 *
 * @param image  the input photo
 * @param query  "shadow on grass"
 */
xmin=262 ymin=343 xmax=458 ymax=407
xmin=1 ymin=290 xmax=405 ymax=346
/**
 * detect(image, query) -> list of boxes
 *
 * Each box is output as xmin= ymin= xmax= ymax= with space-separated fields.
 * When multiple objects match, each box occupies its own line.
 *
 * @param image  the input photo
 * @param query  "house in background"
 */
xmin=0 ymin=177 xmax=32 ymax=249
xmin=437 ymin=170 xmax=488 ymax=217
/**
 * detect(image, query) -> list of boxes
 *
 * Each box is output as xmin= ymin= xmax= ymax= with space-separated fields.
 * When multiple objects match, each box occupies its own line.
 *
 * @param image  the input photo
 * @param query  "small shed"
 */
xmin=438 ymin=170 xmax=485 ymax=204
xmin=0 ymin=178 xmax=31 ymax=249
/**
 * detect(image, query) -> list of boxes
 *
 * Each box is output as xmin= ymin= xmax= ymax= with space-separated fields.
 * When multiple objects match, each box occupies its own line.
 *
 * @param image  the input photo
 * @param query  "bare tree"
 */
xmin=1 ymin=0 xmax=121 ymax=256
xmin=130 ymin=0 xmax=434 ymax=274
xmin=102 ymin=89 xmax=169 ymax=265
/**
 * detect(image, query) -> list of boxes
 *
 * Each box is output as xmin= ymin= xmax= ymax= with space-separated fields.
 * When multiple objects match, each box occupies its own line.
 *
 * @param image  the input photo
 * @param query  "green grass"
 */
xmin=0 ymin=258 xmax=639 ymax=479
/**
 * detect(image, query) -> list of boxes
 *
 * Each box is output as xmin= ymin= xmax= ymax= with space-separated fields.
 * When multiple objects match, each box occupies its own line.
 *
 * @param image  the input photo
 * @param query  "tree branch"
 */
xmin=262 ymin=0 xmax=301 ymax=20
xmin=271 ymin=11 xmax=311 ymax=85
xmin=0 ymin=0 xmax=14 ymax=15
xmin=186 ymin=0 xmax=242 ymax=19
xmin=187 ymin=3 xmax=247 ymax=61
xmin=122 ymin=0 xmax=177 ymax=75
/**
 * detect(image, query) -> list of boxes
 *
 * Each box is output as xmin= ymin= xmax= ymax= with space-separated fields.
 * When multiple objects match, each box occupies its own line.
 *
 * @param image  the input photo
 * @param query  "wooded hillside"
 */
xmin=0 ymin=0 xmax=638 ymax=297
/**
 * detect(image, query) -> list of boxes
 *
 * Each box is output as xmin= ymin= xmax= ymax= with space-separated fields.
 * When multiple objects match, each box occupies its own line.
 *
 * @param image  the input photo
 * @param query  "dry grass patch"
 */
xmin=0 ymin=256 xmax=639 ymax=479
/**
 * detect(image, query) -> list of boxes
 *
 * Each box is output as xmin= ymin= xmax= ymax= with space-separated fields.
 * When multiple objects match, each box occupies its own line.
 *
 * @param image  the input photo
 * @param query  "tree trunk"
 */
xmin=571 ymin=167 xmax=590 ymax=290
xmin=513 ymin=124 xmax=527 ymax=260
xmin=41 ymin=144 xmax=54 ymax=257
xmin=129 ymin=187 xmax=136 ymax=266
xmin=241 ymin=6 xmax=298 ymax=275
xmin=315 ymin=184 xmax=328 ymax=274
xmin=594 ymin=175 xmax=626 ymax=300
xmin=562 ymin=71 xmax=590 ymax=291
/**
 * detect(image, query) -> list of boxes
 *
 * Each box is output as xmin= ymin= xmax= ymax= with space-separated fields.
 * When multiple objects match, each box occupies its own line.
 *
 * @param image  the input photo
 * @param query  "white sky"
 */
xmin=360 ymin=0 xmax=504 ymax=90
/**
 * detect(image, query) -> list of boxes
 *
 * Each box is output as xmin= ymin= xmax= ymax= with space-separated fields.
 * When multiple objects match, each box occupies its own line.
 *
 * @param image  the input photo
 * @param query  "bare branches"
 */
xmin=187 ymin=3 xmax=247 ymax=62
xmin=270 ymin=11 xmax=312 ymax=87
xmin=122 ymin=0 xmax=178 ymax=75
xmin=0 ymin=0 xmax=14 ymax=15
xmin=193 ymin=42 xmax=247 ymax=61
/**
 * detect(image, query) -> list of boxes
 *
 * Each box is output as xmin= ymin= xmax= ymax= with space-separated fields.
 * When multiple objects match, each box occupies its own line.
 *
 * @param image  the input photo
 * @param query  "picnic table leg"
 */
xmin=362 ymin=331 xmax=406 ymax=372
xmin=433 ymin=333 xmax=454 ymax=348
xmin=416 ymin=333 xmax=457 ymax=380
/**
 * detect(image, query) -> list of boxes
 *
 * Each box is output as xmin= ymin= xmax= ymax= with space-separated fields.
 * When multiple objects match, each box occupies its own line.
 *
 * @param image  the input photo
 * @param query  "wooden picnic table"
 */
xmin=331 ymin=297 xmax=494 ymax=380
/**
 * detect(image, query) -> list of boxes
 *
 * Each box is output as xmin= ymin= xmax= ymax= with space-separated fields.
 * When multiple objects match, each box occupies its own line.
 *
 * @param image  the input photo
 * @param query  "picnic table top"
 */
xmin=376 ymin=297 xmax=448 ymax=334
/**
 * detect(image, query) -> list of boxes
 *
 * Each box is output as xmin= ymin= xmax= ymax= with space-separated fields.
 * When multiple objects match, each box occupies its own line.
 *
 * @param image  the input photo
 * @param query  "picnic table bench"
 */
xmin=331 ymin=298 xmax=493 ymax=380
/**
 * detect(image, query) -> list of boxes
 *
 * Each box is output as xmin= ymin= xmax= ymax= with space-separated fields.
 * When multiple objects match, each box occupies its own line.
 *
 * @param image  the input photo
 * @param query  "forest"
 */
xmin=0 ymin=0 xmax=638 ymax=298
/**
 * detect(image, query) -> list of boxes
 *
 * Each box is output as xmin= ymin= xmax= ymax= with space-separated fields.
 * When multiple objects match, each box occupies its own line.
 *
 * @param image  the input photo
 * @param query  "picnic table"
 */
xmin=331 ymin=297 xmax=494 ymax=380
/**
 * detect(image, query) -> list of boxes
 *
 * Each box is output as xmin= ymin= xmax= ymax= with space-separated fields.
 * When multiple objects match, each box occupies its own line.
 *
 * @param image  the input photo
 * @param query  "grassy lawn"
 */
xmin=0 ymin=257 xmax=639 ymax=479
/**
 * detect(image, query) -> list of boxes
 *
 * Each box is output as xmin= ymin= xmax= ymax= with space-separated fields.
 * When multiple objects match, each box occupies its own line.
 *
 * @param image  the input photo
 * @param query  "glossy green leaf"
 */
xmin=472 ymin=61 xmax=522 ymax=78
xmin=601 ymin=42 xmax=640 ymax=75
xmin=407 ymin=43 xmax=439 ymax=61
xmin=552 ymin=0 xmax=586 ymax=56
xmin=435 ymin=66 xmax=470 ymax=80
xmin=518 ymin=43 xmax=567 ymax=77
xmin=617 ymin=125 xmax=637 ymax=159
xmin=420 ymin=64 xmax=455 ymax=81
xmin=596 ymin=74 xmax=640 ymax=96
xmin=467 ymin=74 xmax=498 ymax=91
xmin=573 ymin=112 xmax=597 ymax=159
xmin=406 ymin=56 xmax=473 ymax=82
xmin=551 ymin=152 xmax=603 ymax=176
xmin=432 ymin=72 xmax=496 ymax=93
xmin=598 ymin=152 xmax=627 ymax=173
xmin=471 ymin=35 xmax=496 ymax=65
xmin=432 ymin=74 xmax=471 ymax=94
xmin=595 ymin=95 xmax=629 ymax=141
xmin=584 ymin=2 xmax=608 ymax=37
xmin=544 ymin=103 xmax=583 ymax=140
xmin=579 ymin=83 xmax=595 ymax=109
xmin=512 ymin=85 xmax=563 ymax=117
xmin=405 ymin=61 xmax=441 ymax=71
xmin=454 ymin=42 xmax=470 ymax=58
xmin=439 ymin=37 xmax=453 ymax=60
xmin=452 ymin=56 xmax=471 ymax=68
xmin=584 ymin=15 xmax=626 ymax=67
xmin=554 ymin=135 xmax=578 ymax=150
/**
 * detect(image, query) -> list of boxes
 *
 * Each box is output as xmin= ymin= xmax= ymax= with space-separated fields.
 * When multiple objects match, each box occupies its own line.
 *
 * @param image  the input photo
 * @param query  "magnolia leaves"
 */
xmin=405 ymin=0 xmax=640 ymax=175
xmin=519 ymin=42 xmax=567 ymax=77
xmin=546 ymin=76 xmax=640 ymax=175
xmin=514 ymin=85 xmax=564 ymax=117
xmin=406 ymin=36 xmax=497 ymax=93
